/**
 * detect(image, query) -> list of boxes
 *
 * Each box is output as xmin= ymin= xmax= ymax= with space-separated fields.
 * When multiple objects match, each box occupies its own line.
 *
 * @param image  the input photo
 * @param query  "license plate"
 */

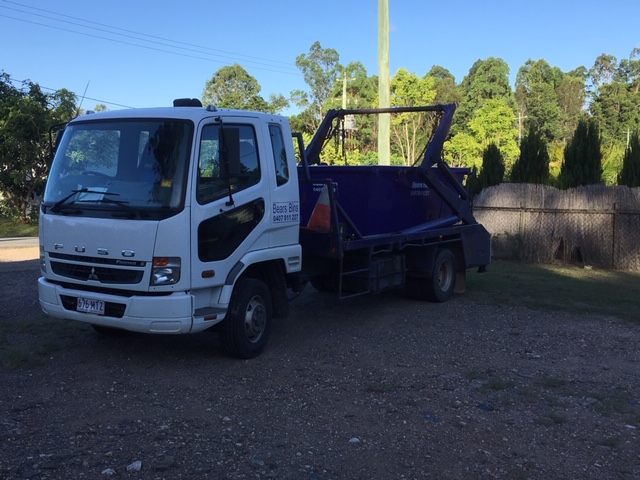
xmin=77 ymin=297 xmax=105 ymax=315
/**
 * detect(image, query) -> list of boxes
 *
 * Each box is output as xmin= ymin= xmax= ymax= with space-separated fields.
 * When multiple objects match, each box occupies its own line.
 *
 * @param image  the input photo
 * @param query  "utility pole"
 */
xmin=341 ymin=68 xmax=355 ymax=109
xmin=378 ymin=0 xmax=390 ymax=165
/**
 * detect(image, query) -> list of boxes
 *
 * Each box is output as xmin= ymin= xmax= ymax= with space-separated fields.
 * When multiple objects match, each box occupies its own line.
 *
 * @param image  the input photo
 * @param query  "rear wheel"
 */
xmin=405 ymin=248 xmax=457 ymax=302
xmin=219 ymin=278 xmax=272 ymax=359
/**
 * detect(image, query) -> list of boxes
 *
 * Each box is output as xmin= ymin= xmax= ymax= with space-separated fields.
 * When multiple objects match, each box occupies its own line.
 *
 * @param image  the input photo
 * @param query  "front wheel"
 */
xmin=219 ymin=278 xmax=272 ymax=359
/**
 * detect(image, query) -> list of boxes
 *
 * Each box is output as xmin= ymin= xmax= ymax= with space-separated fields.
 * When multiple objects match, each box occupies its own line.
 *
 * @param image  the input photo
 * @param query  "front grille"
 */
xmin=49 ymin=252 xmax=146 ymax=267
xmin=51 ymin=261 xmax=144 ymax=284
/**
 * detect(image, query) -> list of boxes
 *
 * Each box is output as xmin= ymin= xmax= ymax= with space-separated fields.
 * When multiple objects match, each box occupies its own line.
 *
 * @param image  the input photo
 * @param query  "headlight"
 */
xmin=151 ymin=257 xmax=181 ymax=285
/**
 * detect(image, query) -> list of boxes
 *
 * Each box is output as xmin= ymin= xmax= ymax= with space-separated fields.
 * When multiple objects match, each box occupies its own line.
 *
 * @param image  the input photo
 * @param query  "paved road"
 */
xmin=0 ymin=237 xmax=39 ymax=248
xmin=0 ymin=237 xmax=39 ymax=270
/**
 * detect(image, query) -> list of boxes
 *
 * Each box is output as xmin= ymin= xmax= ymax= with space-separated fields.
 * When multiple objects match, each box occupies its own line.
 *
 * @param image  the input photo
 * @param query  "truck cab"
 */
xmin=38 ymin=101 xmax=302 ymax=358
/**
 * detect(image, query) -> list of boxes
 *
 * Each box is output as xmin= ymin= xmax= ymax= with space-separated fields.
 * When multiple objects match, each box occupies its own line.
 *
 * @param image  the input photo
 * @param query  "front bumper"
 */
xmin=38 ymin=277 xmax=198 ymax=334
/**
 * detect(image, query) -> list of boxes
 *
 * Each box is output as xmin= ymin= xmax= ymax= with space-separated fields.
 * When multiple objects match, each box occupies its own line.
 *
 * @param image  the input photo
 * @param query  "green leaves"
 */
xmin=617 ymin=132 xmax=640 ymax=187
xmin=0 ymin=72 xmax=74 ymax=221
xmin=511 ymin=125 xmax=550 ymax=184
xmin=558 ymin=118 xmax=603 ymax=189
xmin=201 ymin=64 xmax=287 ymax=114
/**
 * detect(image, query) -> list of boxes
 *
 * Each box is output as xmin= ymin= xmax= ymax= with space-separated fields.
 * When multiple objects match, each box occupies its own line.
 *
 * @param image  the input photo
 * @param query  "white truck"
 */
xmin=38 ymin=99 xmax=490 ymax=358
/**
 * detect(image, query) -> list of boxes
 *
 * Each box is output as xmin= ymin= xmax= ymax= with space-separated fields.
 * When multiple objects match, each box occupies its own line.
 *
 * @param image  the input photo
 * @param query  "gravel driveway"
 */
xmin=0 ymin=252 xmax=639 ymax=479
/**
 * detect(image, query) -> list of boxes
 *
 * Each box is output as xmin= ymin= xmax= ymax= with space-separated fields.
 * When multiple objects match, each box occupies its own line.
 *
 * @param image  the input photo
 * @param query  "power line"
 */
xmin=0 ymin=2 xmax=301 ymax=75
xmin=3 ymin=0 xmax=299 ymax=71
xmin=7 ymin=75 xmax=136 ymax=109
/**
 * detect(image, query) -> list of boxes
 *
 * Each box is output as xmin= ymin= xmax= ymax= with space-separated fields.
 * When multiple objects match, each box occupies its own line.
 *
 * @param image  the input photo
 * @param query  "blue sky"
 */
xmin=2 ymin=0 xmax=638 ymax=115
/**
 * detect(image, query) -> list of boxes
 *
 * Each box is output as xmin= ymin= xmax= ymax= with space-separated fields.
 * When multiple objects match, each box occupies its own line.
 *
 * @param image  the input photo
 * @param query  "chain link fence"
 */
xmin=472 ymin=184 xmax=640 ymax=271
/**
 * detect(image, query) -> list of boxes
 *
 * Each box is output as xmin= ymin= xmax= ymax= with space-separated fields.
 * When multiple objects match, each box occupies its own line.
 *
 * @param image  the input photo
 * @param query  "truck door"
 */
xmin=190 ymin=117 xmax=269 ymax=291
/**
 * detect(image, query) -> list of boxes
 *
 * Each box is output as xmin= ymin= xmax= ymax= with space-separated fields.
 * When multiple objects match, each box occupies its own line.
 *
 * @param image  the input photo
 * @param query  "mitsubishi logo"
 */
xmin=88 ymin=268 xmax=99 ymax=281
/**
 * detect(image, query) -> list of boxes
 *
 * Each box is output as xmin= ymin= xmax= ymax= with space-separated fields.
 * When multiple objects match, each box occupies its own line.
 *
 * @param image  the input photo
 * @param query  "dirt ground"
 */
xmin=0 ymin=245 xmax=39 ymax=263
xmin=0 ymin=248 xmax=639 ymax=480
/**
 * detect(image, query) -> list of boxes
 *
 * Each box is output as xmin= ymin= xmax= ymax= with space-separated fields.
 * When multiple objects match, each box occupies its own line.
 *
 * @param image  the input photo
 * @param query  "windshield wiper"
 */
xmin=97 ymin=198 xmax=147 ymax=219
xmin=49 ymin=188 xmax=119 ymax=213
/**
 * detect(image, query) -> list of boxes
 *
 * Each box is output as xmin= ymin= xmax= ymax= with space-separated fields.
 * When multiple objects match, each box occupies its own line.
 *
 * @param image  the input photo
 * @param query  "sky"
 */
xmin=2 ymin=0 xmax=639 ymax=116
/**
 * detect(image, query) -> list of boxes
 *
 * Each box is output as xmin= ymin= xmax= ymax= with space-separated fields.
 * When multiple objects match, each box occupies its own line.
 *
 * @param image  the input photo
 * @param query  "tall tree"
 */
xmin=425 ymin=65 xmax=463 ymax=105
xmin=588 ymin=49 xmax=640 ymax=184
xmin=292 ymin=41 xmax=340 ymax=132
xmin=326 ymin=62 xmax=378 ymax=155
xmin=389 ymin=68 xmax=436 ymax=165
xmin=558 ymin=118 xmax=603 ymax=188
xmin=201 ymin=64 xmax=287 ymax=113
xmin=467 ymin=143 xmax=505 ymax=196
xmin=510 ymin=125 xmax=550 ymax=184
xmin=555 ymin=71 xmax=586 ymax=140
xmin=589 ymin=53 xmax=618 ymax=93
xmin=515 ymin=59 xmax=570 ymax=143
xmin=467 ymin=98 xmax=519 ymax=170
xmin=617 ymin=132 xmax=640 ymax=187
xmin=456 ymin=57 xmax=515 ymax=131
xmin=0 ymin=72 xmax=76 ymax=221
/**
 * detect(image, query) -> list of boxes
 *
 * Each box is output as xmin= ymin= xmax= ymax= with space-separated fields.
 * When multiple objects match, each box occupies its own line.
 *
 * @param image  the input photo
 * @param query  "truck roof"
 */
xmin=68 ymin=105 xmax=288 ymax=124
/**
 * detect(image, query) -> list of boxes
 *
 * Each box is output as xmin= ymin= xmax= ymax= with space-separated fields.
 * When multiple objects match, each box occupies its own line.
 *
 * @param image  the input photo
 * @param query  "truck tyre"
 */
xmin=220 ymin=278 xmax=272 ymax=359
xmin=405 ymin=248 xmax=457 ymax=302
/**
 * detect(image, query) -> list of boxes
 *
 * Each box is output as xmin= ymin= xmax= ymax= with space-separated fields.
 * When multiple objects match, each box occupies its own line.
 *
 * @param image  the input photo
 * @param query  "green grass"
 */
xmin=466 ymin=260 xmax=640 ymax=322
xmin=0 ymin=218 xmax=38 ymax=238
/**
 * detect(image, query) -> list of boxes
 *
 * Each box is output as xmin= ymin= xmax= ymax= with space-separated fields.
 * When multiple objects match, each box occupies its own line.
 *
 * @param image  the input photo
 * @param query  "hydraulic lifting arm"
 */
xmin=303 ymin=104 xmax=478 ymax=226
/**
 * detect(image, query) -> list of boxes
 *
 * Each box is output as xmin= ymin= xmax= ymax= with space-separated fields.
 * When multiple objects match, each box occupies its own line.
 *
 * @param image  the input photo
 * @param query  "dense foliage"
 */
xmin=510 ymin=125 xmax=550 ymax=184
xmin=467 ymin=143 xmax=505 ymax=195
xmin=3 ymin=45 xmax=640 ymax=218
xmin=558 ymin=118 xmax=603 ymax=188
xmin=202 ymin=64 xmax=288 ymax=114
xmin=0 ymin=73 xmax=76 ymax=221
xmin=617 ymin=132 xmax=640 ymax=187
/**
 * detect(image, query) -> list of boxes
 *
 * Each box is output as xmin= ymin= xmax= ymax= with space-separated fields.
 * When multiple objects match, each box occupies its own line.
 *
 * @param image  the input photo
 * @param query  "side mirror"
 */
xmin=48 ymin=122 xmax=67 ymax=160
xmin=220 ymin=127 xmax=241 ymax=177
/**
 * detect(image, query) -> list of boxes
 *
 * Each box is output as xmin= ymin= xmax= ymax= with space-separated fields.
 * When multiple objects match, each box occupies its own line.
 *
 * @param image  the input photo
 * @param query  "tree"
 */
xmin=467 ymin=98 xmax=519 ymax=170
xmin=0 ymin=72 xmax=76 ymax=221
xmin=292 ymin=41 xmax=340 ymax=132
xmin=444 ymin=131 xmax=482 ymax=168
xmin=467 ymin=143 xmax=505 ymax=196
xmin=558 ymin=118 xmax=603 ymax=188
xmin=588 ymin=49 xmax=640 ymax=185
xmin=201 ymin=64 xmax=287 ymax=113
xmin=514 ymin=59 xmax=584 ymax=144
xmin=617 ymin=132 xmax=640 ymax=187
xmin=456 ymin=57 xmax=515 ymax=132
xmin=389 ymin=68 xmax=436 ymax=165
xmin=425 ymin=65 xmax=463 ymax=105
xmin=589 ymin=53 xmax=618 ymax=93
xmin=510 ymin=125 xmax=550 ymax=184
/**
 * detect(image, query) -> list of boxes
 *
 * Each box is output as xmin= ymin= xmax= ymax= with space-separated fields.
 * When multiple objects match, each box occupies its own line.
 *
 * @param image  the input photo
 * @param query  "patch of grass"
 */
xmin=534 ymin=412 xmax=568 ymax=426
xmin=484 ymin=378 xmax=515 ymax=391
xmin=540 ymin=376 xmax=567 ymax=388
xmin=593 ymin=394 xmax=636 ymax=417
xmin=0 ymin=317 xmax=88 ymax=370
xmin=466 ymin=260 xmax=640 ymax=322
xmin=0 ymin=218 xmax=38 ymax=238
xmin=1 ymin=348 xmax=42 ymax=370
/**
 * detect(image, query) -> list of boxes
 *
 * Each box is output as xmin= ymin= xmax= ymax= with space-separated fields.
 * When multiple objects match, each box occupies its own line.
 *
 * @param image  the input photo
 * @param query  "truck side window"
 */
xmin=197 ymin=124 xmax=261 ymax=204
xmin=269 ymin=124 xmax=289 ymax=187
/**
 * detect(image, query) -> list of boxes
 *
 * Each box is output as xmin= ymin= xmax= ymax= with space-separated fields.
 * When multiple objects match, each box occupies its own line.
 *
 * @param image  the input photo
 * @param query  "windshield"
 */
xmin=43 ymin=119 xmax=193 ymax=219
